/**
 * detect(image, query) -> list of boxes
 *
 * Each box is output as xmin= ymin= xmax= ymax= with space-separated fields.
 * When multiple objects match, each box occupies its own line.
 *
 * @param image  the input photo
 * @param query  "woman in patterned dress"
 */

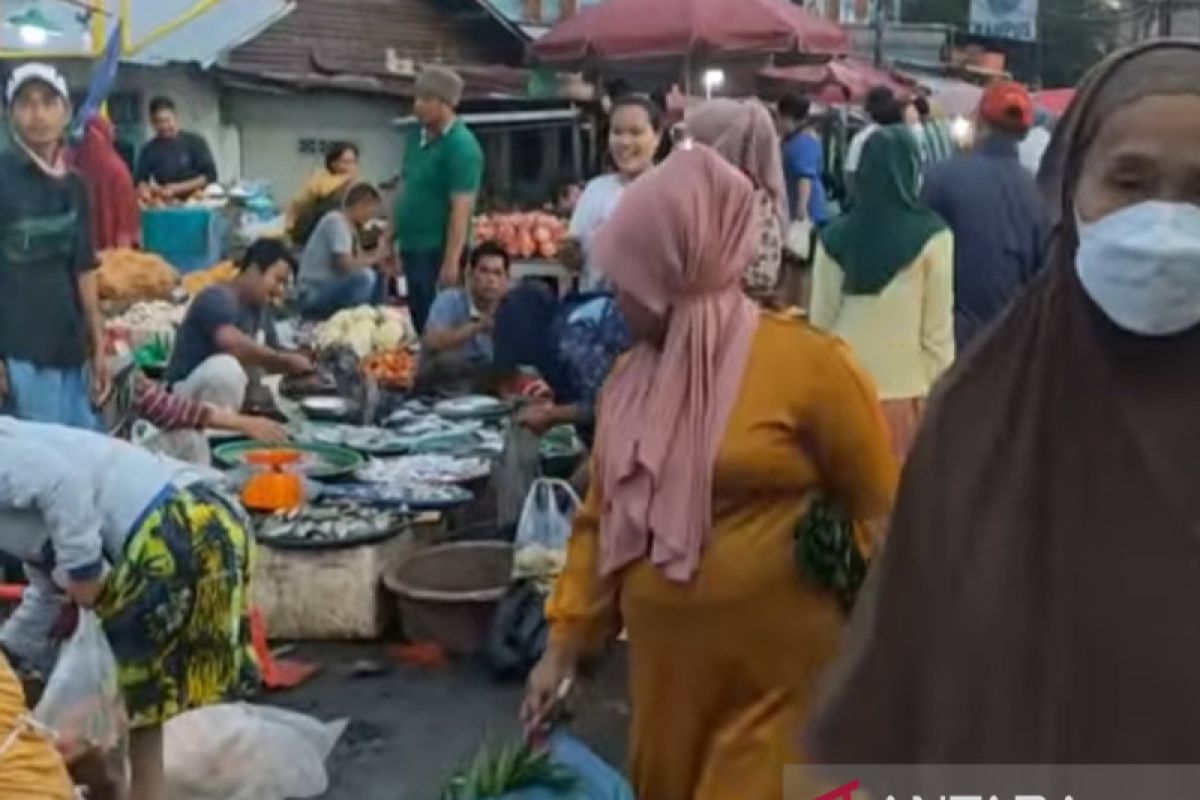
xmin=0 ymin=416 xmax=256 ymax=800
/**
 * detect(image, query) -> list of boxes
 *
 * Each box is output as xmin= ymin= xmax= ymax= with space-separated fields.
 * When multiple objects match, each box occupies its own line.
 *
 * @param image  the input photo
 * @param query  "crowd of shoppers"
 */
xmin=4 ymin=39 xmax=1198 ymax=800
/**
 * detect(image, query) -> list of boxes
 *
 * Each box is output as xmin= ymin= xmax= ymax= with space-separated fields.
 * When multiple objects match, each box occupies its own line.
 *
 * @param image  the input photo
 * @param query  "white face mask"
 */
xmin=1075 ymin=201 xmax=1200 ymax=337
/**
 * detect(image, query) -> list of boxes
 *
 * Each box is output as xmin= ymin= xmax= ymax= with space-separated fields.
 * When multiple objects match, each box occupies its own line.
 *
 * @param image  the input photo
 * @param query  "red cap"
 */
xmin=978 ymin=80 xmax=1034 ymax=132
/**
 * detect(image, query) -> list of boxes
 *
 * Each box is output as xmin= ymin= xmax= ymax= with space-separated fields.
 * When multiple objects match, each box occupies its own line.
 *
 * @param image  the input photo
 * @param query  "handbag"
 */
xmin=484 ymin=580 xmax=549 ymax=680
xmin=785 ymin=218 xmax=814 ymax=261
xmin=795 ymin=495 xmax=868 ymax=612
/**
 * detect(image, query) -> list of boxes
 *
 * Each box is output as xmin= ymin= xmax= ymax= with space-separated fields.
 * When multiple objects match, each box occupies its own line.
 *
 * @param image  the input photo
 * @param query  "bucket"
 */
xmin=383 ymin=541 xmax=513 ymax=655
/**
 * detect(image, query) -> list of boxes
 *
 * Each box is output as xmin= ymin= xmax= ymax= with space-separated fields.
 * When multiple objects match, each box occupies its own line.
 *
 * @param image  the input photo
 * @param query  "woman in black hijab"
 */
xmin=807 ymin=41 xmax=1200 ymax=766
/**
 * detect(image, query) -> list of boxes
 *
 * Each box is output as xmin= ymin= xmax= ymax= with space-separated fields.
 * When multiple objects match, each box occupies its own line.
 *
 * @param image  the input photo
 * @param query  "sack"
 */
xmin=484 ymin=580 xmax=549 ymax=681
xmin=785 ymin=218 xmax=814 ymax=261
xmin=495 ymin=425 xmax=543 ymax=531
xmin=795 ymin=496 xmax=868 ymax=611
xmin=514 ymin=479 xmax=580 ymax=553
xmin=164 ymin=703 xmax=347 ymax=800
xmin=33 ymin=611 xmax=129 ymax=799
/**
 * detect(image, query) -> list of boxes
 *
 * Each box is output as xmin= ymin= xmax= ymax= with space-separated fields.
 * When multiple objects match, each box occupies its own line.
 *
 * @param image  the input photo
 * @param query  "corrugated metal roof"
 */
xmin=225 ymin=0 xmax=527 ymax=89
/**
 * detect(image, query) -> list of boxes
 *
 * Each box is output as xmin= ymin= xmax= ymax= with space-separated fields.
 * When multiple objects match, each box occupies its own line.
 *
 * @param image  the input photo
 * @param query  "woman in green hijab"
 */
xmin=809 ymin=125 xmax=954 ymax=461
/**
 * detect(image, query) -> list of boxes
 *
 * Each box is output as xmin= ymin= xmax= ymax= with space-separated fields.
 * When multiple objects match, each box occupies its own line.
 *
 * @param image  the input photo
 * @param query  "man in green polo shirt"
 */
xmin=393 ymin=66 xmax=484 ymax=332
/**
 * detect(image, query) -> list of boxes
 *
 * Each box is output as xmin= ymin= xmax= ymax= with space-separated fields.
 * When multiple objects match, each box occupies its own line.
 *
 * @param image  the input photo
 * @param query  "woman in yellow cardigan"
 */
xmin=287 ymin=141 xmax=359 ymax=243
xmin=0 ymin=652 xmax=74 ymax=800
xmin=810 ymin=126 xmax=955 ymax=462
xmin=522 ymin=145 xmax=896 ymax=800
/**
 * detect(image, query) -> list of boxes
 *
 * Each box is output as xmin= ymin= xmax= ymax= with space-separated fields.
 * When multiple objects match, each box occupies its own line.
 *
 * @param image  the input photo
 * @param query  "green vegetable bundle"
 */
xmin=439 ymin=740 xmax=578 ymax=800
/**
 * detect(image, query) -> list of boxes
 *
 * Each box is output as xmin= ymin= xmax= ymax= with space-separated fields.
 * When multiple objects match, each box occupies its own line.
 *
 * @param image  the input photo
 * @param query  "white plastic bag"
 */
xmin=512 ymin=479 xmax=581 ymax=587
xmin=164 ymin=703 xmax=347 ymax=800
xmin=33 ymin=611 xmax=130 ymax=797
xmin=515 ymin=479 xmax=581 ymax=552
xmin=495 ymin=424 xmax=543 ymax=530
xmin=785 ymin=218 xmax=814 ymax=260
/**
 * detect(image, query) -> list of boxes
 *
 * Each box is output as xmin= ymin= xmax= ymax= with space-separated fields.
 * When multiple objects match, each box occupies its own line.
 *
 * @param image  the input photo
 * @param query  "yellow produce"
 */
xmin=97 ymin=248 xmax=178 ymax=302
xmin=181 ymin=260 xmax=238 ymax=296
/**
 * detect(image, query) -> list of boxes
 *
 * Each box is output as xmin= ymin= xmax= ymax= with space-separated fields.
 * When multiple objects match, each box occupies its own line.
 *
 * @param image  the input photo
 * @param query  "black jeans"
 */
xmin=403 ymin=248 xmax=442 ymax=333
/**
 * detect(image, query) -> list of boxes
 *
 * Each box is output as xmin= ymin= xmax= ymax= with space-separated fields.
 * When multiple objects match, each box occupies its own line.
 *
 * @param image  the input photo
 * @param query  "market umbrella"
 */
xmin=760 ymin=58 xmax=913 ymax=104
xmin=531 ymin=0 xmax=849 ymax=65
xmin=915 ymin=75 xmax=985 ymax=118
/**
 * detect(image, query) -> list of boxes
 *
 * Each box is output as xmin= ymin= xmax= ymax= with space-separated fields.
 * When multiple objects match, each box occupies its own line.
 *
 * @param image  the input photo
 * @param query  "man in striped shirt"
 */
xmin=913 ymin=96 xmax=957 ymax=167
xmin=125 ymin=372 xmax=287 ymax=463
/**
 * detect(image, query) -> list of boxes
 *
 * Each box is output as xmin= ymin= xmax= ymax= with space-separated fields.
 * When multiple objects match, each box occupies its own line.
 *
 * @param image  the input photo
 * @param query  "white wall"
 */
xmin=225 ymin=89 xmax=409 ymax=205
xmin=55 ymin=60 xmax=408 ymax=202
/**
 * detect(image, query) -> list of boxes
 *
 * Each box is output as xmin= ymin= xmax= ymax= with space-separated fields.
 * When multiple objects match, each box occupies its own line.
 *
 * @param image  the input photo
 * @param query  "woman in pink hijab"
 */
xmin=523 ymin=145 xmax=897 ymax=799
xmin=685 ymin=98 xmax=789 ymax=303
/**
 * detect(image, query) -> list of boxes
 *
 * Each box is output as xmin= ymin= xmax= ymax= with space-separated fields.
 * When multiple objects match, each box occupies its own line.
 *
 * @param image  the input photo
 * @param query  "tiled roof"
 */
xmin=225 ymin=0 xmax=528 ymax=93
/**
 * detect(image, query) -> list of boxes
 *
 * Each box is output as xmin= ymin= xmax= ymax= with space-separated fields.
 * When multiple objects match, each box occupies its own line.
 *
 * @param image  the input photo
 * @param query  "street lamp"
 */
xmin=6 ymin=6 xmax=65 ymax=46
xmin=702 ymin=68 xmax=725 ymax=99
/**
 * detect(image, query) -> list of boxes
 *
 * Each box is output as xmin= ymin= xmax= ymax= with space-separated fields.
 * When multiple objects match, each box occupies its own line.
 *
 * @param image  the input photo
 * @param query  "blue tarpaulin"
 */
xmin=494 ymin=735 xmax=633 ymax=800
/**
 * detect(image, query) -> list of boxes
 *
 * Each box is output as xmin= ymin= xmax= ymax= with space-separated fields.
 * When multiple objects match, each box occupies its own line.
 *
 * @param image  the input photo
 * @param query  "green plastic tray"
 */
xmin=212 ymin=440 xmax=364 ymax=480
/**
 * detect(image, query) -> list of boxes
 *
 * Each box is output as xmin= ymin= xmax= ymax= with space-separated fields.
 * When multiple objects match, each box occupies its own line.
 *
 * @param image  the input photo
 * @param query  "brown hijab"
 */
xmin=807 ymin=41 xmax=1200 ymax=765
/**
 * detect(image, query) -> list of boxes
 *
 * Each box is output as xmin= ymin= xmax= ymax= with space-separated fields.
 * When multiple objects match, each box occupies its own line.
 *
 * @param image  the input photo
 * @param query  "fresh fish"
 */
xmin=257 ymin=501 xmax=397 ymax=544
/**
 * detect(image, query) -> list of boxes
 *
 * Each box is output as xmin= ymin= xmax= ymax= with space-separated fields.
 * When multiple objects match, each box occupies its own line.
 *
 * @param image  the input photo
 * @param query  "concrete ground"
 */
xmin=269 ymin=643 xmax=630 ymax=799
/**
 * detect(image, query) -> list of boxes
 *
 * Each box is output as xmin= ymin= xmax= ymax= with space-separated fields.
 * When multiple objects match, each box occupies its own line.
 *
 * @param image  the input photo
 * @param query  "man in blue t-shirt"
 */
xmin=422 ymin=239 xmax=511 ymax=376
xmin=778 ymin=93 xmax=830 ymax=227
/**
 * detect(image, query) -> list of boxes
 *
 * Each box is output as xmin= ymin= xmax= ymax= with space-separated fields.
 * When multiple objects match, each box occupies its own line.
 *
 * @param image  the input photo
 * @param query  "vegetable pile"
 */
xmin=105 ymin=300 xmax=185 ymax=350
xmin=361 ymin=349 xmax=416 ymax=390
xmin=440 ymin=741 xmax=578 ymax=800
xmin=473 ymin=212 xmax=568 ymax=260
xmin=313 ymin=305 xmax=417 ymax=359
xmin=181 ymin=260 xmax=238 ymax=296
xmin=97 ymin=248 xmax=178 ymax=302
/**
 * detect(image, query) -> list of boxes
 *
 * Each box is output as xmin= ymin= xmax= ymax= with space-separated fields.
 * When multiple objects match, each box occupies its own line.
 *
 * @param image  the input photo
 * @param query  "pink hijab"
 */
xmin=684 ymin=98 xmax=788 ymax=230
xmin=591 ymin=144 xmax=760 ymax=582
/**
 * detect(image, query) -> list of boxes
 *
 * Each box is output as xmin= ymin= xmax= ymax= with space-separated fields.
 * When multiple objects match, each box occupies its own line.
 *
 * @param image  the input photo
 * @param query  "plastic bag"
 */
xmin=495 ymin=425 xmax=542 ymax=531
xmin=32 ymin=611 xmax=129 ymax=799
xmin=514 ymin=479 xmax=580 ymax=553
xmin=496 ymin=734 xmax=633 ymax=800
xmin=164 ymin=703 xmax=347 ymax=800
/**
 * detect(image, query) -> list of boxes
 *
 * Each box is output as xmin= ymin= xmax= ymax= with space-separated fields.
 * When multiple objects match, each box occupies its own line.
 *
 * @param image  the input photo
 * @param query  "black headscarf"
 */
xmin=807 ymin=41 xmax=1200 ymax=765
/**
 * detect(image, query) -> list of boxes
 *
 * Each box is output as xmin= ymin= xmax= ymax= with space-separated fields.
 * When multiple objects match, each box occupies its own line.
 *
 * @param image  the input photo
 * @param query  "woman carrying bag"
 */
xmin=0 ymin=416 xmax=257 ymax=800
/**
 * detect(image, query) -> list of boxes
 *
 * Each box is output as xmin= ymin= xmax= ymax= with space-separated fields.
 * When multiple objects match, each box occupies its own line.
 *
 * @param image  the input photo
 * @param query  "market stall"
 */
xmin=103 ymin=288 xmax=586 ymax=649
xmin=473 ymin=210 xmax=574 ymax=294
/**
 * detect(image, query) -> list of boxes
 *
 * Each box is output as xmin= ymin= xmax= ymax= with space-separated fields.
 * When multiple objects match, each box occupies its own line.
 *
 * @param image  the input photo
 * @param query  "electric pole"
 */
xmin=873 ymin=0 xmax=887 ymax=66
xmin=1158 ymin=0 xmax=1174 ymax=35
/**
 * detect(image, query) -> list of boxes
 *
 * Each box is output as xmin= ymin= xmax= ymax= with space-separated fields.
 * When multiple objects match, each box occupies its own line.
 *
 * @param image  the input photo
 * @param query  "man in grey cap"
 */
xmin=392 ymin=65 xmax=484 ymax=333
xmin=0 ymin=63 xmax=106 ymax=429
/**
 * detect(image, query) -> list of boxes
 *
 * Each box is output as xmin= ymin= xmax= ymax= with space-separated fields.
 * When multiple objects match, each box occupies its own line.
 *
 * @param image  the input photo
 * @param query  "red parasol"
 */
xmin=532 ymin=0 xmax=849 ymax=65
xmin=760 ymin=59 xmax=913 ymax=104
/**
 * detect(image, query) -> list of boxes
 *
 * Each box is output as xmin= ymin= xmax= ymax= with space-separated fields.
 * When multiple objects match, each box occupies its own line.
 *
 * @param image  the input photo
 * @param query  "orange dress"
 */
xmin=548 ymin=313 xmax=897 ymax=800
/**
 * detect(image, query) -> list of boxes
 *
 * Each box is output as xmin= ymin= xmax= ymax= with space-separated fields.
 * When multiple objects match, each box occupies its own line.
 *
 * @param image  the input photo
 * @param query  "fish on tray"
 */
xmin=356 ymin=454 xmax=492 ymax=485
xmin=257 ymin=502 xmax=397 ymax=543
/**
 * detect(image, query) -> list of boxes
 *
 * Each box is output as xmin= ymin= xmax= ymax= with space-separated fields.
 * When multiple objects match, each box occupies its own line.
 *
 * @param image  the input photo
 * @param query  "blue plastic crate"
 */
xmin=141 ymin=207 xmax=225 ymax=273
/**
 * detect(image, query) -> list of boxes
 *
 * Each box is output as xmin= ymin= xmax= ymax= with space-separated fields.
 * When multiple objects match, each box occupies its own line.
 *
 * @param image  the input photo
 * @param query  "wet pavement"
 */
xmin=268 ymin=642 xmax=630 ymax=799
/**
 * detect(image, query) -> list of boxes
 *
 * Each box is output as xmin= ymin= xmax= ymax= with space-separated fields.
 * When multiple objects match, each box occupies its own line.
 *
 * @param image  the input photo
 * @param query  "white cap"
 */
xmin=6 ymin=63 xmax=69 ymax=106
